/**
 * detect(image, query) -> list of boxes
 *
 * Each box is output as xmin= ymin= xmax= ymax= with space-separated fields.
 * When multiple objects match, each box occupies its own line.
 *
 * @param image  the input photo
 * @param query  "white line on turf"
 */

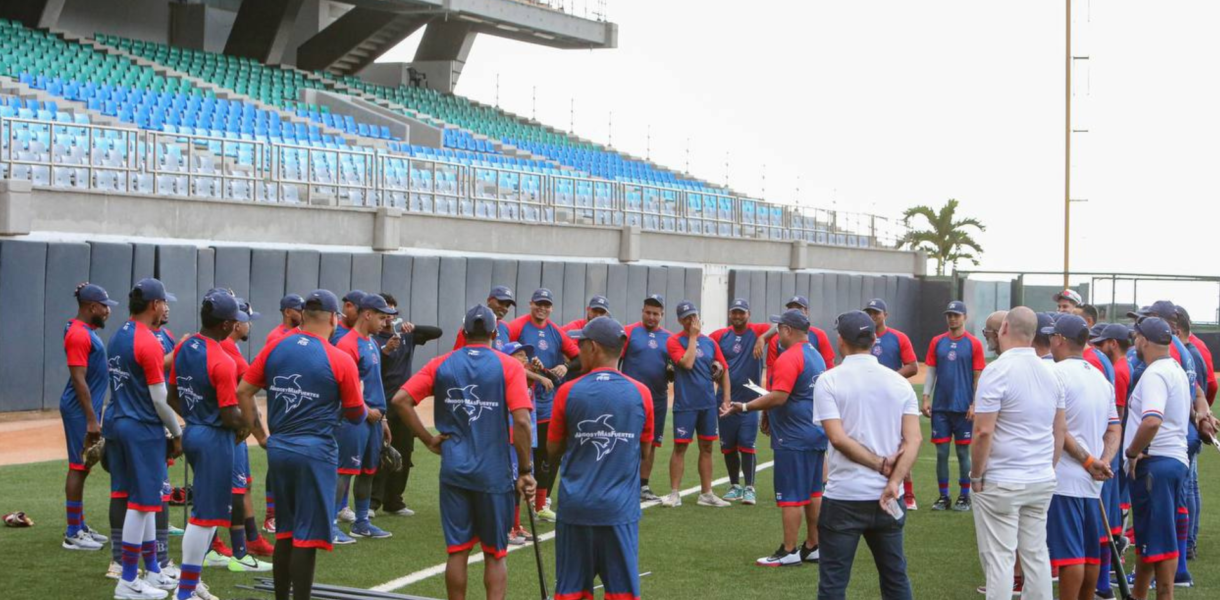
xmin=371 ymin=460 xmax=776 ymax=593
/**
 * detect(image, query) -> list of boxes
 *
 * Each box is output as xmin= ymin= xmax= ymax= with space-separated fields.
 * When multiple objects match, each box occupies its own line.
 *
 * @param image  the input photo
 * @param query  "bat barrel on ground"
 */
xmin=253 ymin=579 xmax=439 ymax=600
xmin=1097 ymin=497 xmax=1133 ymax=600
xmin=249 ymin=581 xmax=440 ymax=600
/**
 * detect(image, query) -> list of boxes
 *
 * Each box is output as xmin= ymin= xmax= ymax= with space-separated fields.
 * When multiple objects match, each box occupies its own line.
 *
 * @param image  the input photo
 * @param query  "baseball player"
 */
xmin=922 ymin=300 xmax=985 ymax=512
xmin=709 ymin=298 xmax=769 ymax=505
xmin=621 ymin=294 xmax=672 ymax=502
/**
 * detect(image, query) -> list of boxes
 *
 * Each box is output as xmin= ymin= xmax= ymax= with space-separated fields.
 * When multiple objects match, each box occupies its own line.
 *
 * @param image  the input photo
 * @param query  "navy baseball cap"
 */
xmin=463 ymin=304 xmax=498 ymax=335
xmin=729 ymin=298 xmax=750 ymax=312
xmin=77 ymin=283 xmax=119 ymax=307
xmin=644 ymin=293 xmax=665 ymax=308
xmin=675 ymin=300 xmax=698 ymax=320
xmin=531 ymin=288 xmax=554 ymax=304
xmin=863 ymin=298 xmax=888 ymax=313
xmin=567 ymin=316 xmax=627 ymax=347
xmin=359 ymin=293 xmax=398 ymax=315
xmin=785 ymin=295 xmax=810 ymax=309
xmin=1134 ymin=317 xmax=1173 ymax=345
xmin=1129 ymin=300 xmax=1176 ymax=322
xmin=205 ymin=287 xmax=234 ymax=298
xmin=342 ymin=290 xmax=366 ymax=305
xmin=489 ymin=285 xmax=516 ymax=306
xmin=587 ymin=295 xmax=611 ymax=313
xmin=304 ymin=289 xmax=341 ymax=313
xmin=236 ymin=298 xmax=261 ymax=321
xmin=207 ymin=293 xmax=249 ymax=323
xmin=134 ymin=278 xmax=176 ymax=302
xmin=1090 ymin=323 xmax=1131 ymax=344
xmin=1175 ymin=305 xmax=1192 ymax=326
xmin=1034 ymin=312 xmax=1055 ymax=340
xmin=279 ymin=294 xmax=305 ymax=311
xmin=500 ymin=341 xmax=535 ymax=359
xmin=944 ymin=300 xmax=967 ymax=316
xmin=1089 ymin=322 xmax=1108 ymax=339
xmin=835 ymin=310 xmax=876 ymax=346
xmin=771 ymin=308 xmax=811 ymax=331
xmin=1044 ymin=313 xmax=1089 ymax=343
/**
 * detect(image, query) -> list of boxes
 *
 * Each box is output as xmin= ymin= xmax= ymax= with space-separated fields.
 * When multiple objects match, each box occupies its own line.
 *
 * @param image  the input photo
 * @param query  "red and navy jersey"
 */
xmin=106 ymin=319 xmax=169 ymax=426
xmin=666 ymin=333 xmax=728 ymax=411
xmin=768 ymin=342 xmax=827 ymax=451
xmin=1084 ymin=346 xmax=1115 ymax=385
xmin=61 ymin=319 xmax=108 ymax=417
xmin=1113 ymin=356 xmax=1131 ymax=408
xmin=152 ymin=327 xmax=176 ymax=355
xmin=871 ymin=328 xmax=917 ymax=372
xmin=925 ymin=332 xmax=985 ymax=413
xmin=402 ymin=346 xmax=532 ymax=493
xmin=549 ymin=368 xmax=654 ymax=526
xmin=452 ymin=319 xmax=513 ymax=353
xmin=620 ymin=323 xmax=671 ymax=402
xmin=219 ymin=338 xmax=250 ymax=382
xmin=710 ymin=323 xmax=770 ymax=403
xmin=560 ymin=318 xmax=588 ymax=333
xmin=245 ymin=331 xmax=365 ymax=461
xmin=766 ymin=326 xmax=836 ymax=377
xmin=170 ymin=335 xmax=238 ymax=428
xmin=329 ymin=323 xmax=350 ymax=346
xmin=336 ymin=329 xmax=387 ymax=411
xmin=265 ymin=324 xmax=298 ymax=347
xmin=508 ymin=316 xmax=578 ymax=421
xmin=1189 ymin=333 xmax=1217 ymax=404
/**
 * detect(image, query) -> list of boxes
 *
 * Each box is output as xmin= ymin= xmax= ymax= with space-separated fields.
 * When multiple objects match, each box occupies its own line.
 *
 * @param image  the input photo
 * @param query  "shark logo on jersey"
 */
xmin=444 ymin=385 xmax=497 ymax=422
xmin=575 ymin=414 xmax=635 ymax=461
xmin=176 ymin=376 xmax=203 ymax=412
xmin=108 ymin=356 xmax=131 ymax=391
xmin=269 ymin=374 xmax=317 ymax=413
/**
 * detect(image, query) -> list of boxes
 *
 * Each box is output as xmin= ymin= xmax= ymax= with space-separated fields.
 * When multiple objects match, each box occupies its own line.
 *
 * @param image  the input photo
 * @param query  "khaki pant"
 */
xmin=971 ymin=479 xmax=1056 ymax=600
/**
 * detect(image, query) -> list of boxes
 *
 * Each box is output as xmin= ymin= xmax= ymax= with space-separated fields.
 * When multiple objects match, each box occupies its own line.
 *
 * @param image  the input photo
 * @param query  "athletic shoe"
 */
xmin=756 ymin=544 xmax=802 ymax=567
xmin=660 ymin=492 xmax=682 ymax=508
xmin=513 ymin=526 xmax=534 ymax=542
xmin=350 ymin=523 xmax=393 ymax=539
xmin=247 ymin=536 xmax=275 ymax=557
xmin=640 ymin=486 xmax=660 ymax=502
xmin=388 ymin=506 xmax=415 ymax=517
xmin=904 ymin=495 xmax=918 ymax=511
xmin=799 ymin=543 xmax=820 ymax=563
xmin=262 ymin=517 xmax=276 ymax=534
xmin=106 ymin=561 xmax=123 ymax=580
xmin=507 ymin=530 xmax=527 ymax=546
xmin=81 ymin=524 xmax=109 ymax=544
xmin=1187 ymin=544 xmax=1197 ymax=560
xmin=1095 ymin=589 xmax=1115 ymax=599
xmin=697 ymin=492 xmax=731 ymax=508
xmin=975 ymin=578 xmax=1022 ymax=596
xmin=191 ymin=582 xmax=217 ymax=600
xmin=202 ymin=550 xmax=230 ymax=568
xmin=723 ymin=485 xmax=744 ymax=502
xmin=332 ymin=526 xmax=356 ymax=546
xmin=1174 ymin=572 xmax=1195 ymax=588
xmin=742 ymin=486 xmax=757 ymax=506
xmin=536 ymin=507 xmax=558 ymax=522
xmin=159 ymin=560 xmax=181 ymax=579
xmin=931 ymin=496 xmax=951 ymax=511
xmin=142 ymin=570 xmax=178 ymax=591
xmin=167 ymin=524 xmax=184 ymax=536
xmin=227 ymin=554 xmax=272 ymax=572
xmin=63 ymin=529 xmax=104 ymax=551
xmin=952 ymin=495 xmax=972 ymax=512
xmin=114 ymin=577 xmax=168 ymax=600
xmin=337 ymin=507 xmax=356 ymax=523
xmin=209 ymin=537 xmax=232 ymax=558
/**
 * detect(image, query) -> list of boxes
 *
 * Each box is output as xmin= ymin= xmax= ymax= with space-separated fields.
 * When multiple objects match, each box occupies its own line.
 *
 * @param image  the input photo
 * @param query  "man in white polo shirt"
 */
xmin=969 ymin=307 xmax=1066 ymax=600
xmin=812 ymin=311 xmax=921 ymax=599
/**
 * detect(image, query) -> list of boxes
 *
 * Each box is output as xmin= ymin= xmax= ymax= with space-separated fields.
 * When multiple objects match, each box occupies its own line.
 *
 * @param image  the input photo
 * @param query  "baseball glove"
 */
xmin=381 ymin=443 xmax=404 ymax=473
xmin=82 ymin=437 xmax=106 ymax=470
xmin=3 ymin=512 xmax=34 ymax=527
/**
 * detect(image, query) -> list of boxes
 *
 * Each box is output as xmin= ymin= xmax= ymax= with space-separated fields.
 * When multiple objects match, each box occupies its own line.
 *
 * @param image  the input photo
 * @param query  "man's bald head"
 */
xmin=983 ymin=310 xmax=1008 ymax=354
xmin=1001 ymin=307 xmax=1037 ymax=350
xmin=986 ymin=311 xmax=1007 ymax=332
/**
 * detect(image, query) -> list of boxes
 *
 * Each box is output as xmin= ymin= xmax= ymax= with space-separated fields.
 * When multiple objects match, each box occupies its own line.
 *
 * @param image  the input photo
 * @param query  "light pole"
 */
xmin=1063 ymin=0 xmax=1072 ymax=289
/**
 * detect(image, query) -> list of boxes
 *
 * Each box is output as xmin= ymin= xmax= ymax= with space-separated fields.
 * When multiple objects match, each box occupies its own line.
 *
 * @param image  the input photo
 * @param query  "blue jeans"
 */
xmin=1187 ymin=451 xmax=1200 ymax=549
xmin=817 ymin=497 xmax=913 ymax=600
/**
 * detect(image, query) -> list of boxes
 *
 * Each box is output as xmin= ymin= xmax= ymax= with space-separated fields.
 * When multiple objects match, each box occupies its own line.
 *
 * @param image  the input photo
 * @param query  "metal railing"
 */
xmin=0 ymin=116 xmax=907 ymax=249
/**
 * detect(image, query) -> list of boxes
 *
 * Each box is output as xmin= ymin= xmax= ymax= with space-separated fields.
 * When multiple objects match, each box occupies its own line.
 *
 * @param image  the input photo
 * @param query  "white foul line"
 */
xmin=372 ymin=460 xmax=777 ymax=593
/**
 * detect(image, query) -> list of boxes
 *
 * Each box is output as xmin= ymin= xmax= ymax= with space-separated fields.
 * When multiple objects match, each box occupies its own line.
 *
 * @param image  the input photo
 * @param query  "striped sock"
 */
xmin=110 ymin=529 xmax=123 ymax=562
xmin=959 ymin=479 xmax=971 ymax=498
xmin=937 ymin=480 xmax=949 ymax=498
xmin=121 ymin=543 xmax=141 ymax=581
xmin=1096 ymin=542 xmax=1112 ymax=593
xmin=265 ymin=494 xmax=275 ymax=520
xmin=66 ymin=501 xmax=83 ymax=537
xmin=176 ymin=564 xmax=202 ymax=600
xmin=142 ymin=541 xmax=161 ymax=573
xmin=902 ymin=480 xmax=914 ymax=499
xmin=1176 ymin=508 xmax=1190 ymax=577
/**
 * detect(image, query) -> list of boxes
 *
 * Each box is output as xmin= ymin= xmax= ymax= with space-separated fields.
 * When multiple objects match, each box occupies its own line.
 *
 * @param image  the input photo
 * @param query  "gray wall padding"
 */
xmin=664 ymin=267 xmax=685 ymax=332
xmin=157 ymin=245 xmax=199 ymax=338
xmin=0 ymin=241 xmax=47 ymax=411
xmin=515 ymin=261 xmax=541 ymax=308
xmin=350 ymin=254 xmax=383 ymax=297
xmin=88 ymin=242 xmax=133 ymax=346
xmin=625 ymin=264 xmax=649 ymax=312
xmin=465 ymin=258 xmax=495 ymax=312
xmin=410 ymin=256 xmax=441 ymax=364
xmin=249 ymin=249 xmax=287 ymax=358
xmin=213 ymin=246 xmax=252 ymax=353
xmin=684 ymin=267 xmax=703 ymax=312
xmin=607 ymin=264 xmax=630 ymax=322
xmin=748 ymin=271 xmax=767 ymax=322
xmin=779 ymin=272 xmax=796 ymax=308
xmin=285 ymin=250 xmax=320 ymax=296
xmin=585 ymin=264 xmax=608 ymax=302
xmin=380 ymin=255 xmax=413 ymax=321
xmin=318 ymin=253 xmax=353 ymax=296
xmin=490 ymin=261 xmax=518 ymax=304
xmin=540 ymin=262 xmax=564 ymax=310
xmin=42 ymin=242 xmax=91 ymax=410
xmin=132 ymin=243 xmax=156 ymax=282
xmin=561 ymin=262 xmax=587 ymax=325
xmin=437 ymin=258 xmax=467 ymax=358
xmin=196 ymin=248 xmax=215 ymax=308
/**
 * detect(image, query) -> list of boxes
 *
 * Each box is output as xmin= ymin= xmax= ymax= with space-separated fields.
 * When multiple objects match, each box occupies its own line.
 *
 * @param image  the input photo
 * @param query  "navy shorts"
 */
xmin=930 ymin=411 xmax=972 ymax=445
xmin=719 ymin=410 xmax=759 ymax=454
xmin=183 ymin=425 xmax=235 ymax=527
xmin=113 ymin=418 xmax=168 ymax=512
xmin=268 ymin=445 xmax=336 ymax=550
xmin=439 ymin=483 xmax=515 ymax=558
xmin=105 ymin=433 xmax=127 ymax=500
xmin=1131 ymin=456 xmax=1188 ymax=563
xmin=774 ymin=448 xmax=824 ymax=507
xmin=651 ymin=391 xmax=668 ymax=447
xmin=61 ymin=412 xmax=90 ymax=472
xmin=555 ymin=521 xmax=640 ymax=600
xmin=337 ymin=419 xmax=381 ymax=476
xmin=232 ymin=441 xmax=251 ymax=494
xmin=1047 ymin=494 xmax=1104 ymax=567
xmin=672 ymin=407 xmax=717 ymax=444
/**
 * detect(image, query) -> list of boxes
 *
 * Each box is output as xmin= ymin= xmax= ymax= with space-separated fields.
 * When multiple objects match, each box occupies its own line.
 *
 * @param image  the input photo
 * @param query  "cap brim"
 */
xmin=944 ymin=310 xmax=965 ymax=315
xmin=532 ymin=299 xmax=553 ymax=305
xmin=164 ymin=292 xmax=177 ymax=302
xmin=644 ymin=298 xmax=664 ymax=307
xmin=233 ymin=311 xmax=250 ymax=323
xmin=491 ymin=294 xmax=516 ymax=305
xmin=785 ymin=303 xmax=807 ymax=309
xmin=248 ymin=311 xmax=262 ymax=321
xmin=100 ymin=299 xmax=120 ymax=307
xmin=373 ymin=307 xmax=399 ymax=315
xmin=567 ymin=330 xmax=589 ymax=340
xmin=730 ymin=307 xmax=749 ymax=313
xmin=863 ymin=307 xmax=882 ymax=314
xmin=678 ymin=310 xmax=698 ymax=319
xmin=1040 ymin=326 xmax=1056 ymax=336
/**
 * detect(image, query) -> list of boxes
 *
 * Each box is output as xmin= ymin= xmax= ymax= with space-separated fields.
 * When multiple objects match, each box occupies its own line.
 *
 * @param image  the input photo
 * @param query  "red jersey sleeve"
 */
xmin=765 ymin=336 xmax=780 ymax=371
xmin=402 ymin=355 xmax=444 ymax=405
xmin=813 ymin=328 xmax=836 ymax=369
xmin=620 ymin=324 xmax=637 ymax=359
xmin=547 ymin=381 xmax=574 ymax=443
xmin=500 ymin=353 xmax=532 ymax=413
xmin=64 ymin=323 xmax=92 ymax=368
xmin=559 ymin=327 xmax=580 ymax=359
xmin=708 ymin=328 xmax=726 ymax=344
xmin=243 ymin=337 xmax=280 ymax=389
xmin=335 ymin=330 xmax=361 ymax=363
xmin=769 ymin=347 xmax=802 ymax=394
xmin=712 ymin=338 xmax=729 ymax=370
xmin=208 ymin=346 xmax=239 ymax=408
xmin=751 ymin=323 xmax=771 ymax=337
xmin=666 ymin=335 xmax=687 ymax=364
xmin=971 ymin=337 xmax=986 ymax=370
xmin=452 ymin=328 xmax=467 ymax=351
xmin=925 ymin=336 xmax=939 ymax=367
xmin=1115 ymin=367 xmax=1130 ymax=409
xmin=134 ymin=328 xmax=166 ymax=385
xmin=897 ymin=331 xmax=917 ymax=364
xmin=631 ymin=378 xmax=655 ymax=443
xmin=506 ymin=316 xmax=528 ymax=342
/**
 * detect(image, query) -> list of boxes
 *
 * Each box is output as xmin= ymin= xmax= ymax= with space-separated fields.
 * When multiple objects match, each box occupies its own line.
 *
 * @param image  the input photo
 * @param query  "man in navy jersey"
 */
xmin=452 ymin=285 xmax=514 ymax=351
xmin=709 ymin=298 xmax=769 ymax=505
xmin=759 ymin=295 xmax=837 ymax=373
xmin=61 ymin=283 xmax=118 ymax=552
xmin=662 ymin=300 xmax=731 ymax=508
xmin=549 ymin=317 xmax=654 ymax=600
xmin=393 ymin=304 xmax=535 ymax=600
xmin=331 ymin=290 xmax=366 ymax=345
xmin=109 ymin=278 xmax=183 ymax=600
xmin=168 ymin=293 xmax=248 ymax=600
xmin=1175 ymin=307 xmax=1210 ymax=561
xmin=237 ymin=290 xmax=366 ymax=600
xmin=722 ymin=309 xmax=828 ymax=565
xmin=508 ymin=288 xmax=579 ymax=521
xmin=922 ymin=300 xmax=985 ymax=512
xmin=333 ymin=293 xmax=398 ymax=543
xmin=560 ymin=295 xmax=612 ymax=333
xmin=265 ymin=294 xmax=303 ymax=346
xmin=621 ymin=293 xmax=672 ymax=502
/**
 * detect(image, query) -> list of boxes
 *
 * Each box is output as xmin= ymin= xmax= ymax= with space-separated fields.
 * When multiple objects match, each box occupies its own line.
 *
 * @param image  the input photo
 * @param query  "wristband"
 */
xmin=739 ymin=402 xmax=748 ymax=414
xmin=1082 ymin=455 xmax=1095 ymax=470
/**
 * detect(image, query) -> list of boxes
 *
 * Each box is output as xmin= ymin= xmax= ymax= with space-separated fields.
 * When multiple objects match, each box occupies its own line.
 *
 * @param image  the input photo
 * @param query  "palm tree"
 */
xmin=900 ymin=199 xmax=985 ymax=276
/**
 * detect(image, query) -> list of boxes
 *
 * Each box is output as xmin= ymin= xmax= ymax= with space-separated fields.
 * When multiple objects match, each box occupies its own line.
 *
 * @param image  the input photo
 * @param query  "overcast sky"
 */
xmin=381 ymin=1 xmax=1220 ymax=280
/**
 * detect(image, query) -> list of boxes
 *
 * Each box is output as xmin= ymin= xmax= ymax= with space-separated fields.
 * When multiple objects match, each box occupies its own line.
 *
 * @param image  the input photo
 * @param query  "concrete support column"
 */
xmin=619 ymin=225 xmax=640 ymax=263
xmin=790 ymin=240 xmax=808 ymax=270
xmin=373 ymin=207 xmax=401 ymax=252
xmin=0 ymin=0 xmax=66 ymax=29
xmin=411 ymin=21 xmax=478 ymax=92
xmin=0 ymin=180 xmax=33 ymax=236
xmin=224 ymin=0 xmax=307 ymax=65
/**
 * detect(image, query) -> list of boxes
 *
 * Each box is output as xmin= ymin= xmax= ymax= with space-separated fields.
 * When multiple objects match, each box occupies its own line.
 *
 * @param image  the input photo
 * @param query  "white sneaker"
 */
xmin=697 ymin=492 xmax=731 ymax=507
xmin=158 ymin=560 xmax=181 ymax=579
xmin=142 ymin=570 xmax=178 ymax=592
xmin=389 ymin=506 xmax=415 ymax=517
xmin=114 ymin=577 xmax=168 ymax=600
xmin=660 ymin=492 xmax=682 ymax=508
xmin=63 ymin=529 xmax=105 ymax=551
xmin=106 ymin=561 xmax=123 ymax=580
xmin=202 ymin=550 xmax=231 ymax=568
xmin=337 ymin=507 xmax=356 ymax=523
xmin=756 ymin=544 xmax=802 ymax=567
xmin=82 ymin=524 xmax=109 ymax=544
xmin=367 ymin=508 xmax=376 ymax=519
xmin=191 ymin=582 xmax=217 ymax=600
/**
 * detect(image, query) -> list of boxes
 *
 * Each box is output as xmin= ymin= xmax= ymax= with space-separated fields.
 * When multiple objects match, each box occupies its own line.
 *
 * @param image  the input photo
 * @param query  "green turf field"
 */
xmin=3 ymin=388 xmax=1217 ymax=599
